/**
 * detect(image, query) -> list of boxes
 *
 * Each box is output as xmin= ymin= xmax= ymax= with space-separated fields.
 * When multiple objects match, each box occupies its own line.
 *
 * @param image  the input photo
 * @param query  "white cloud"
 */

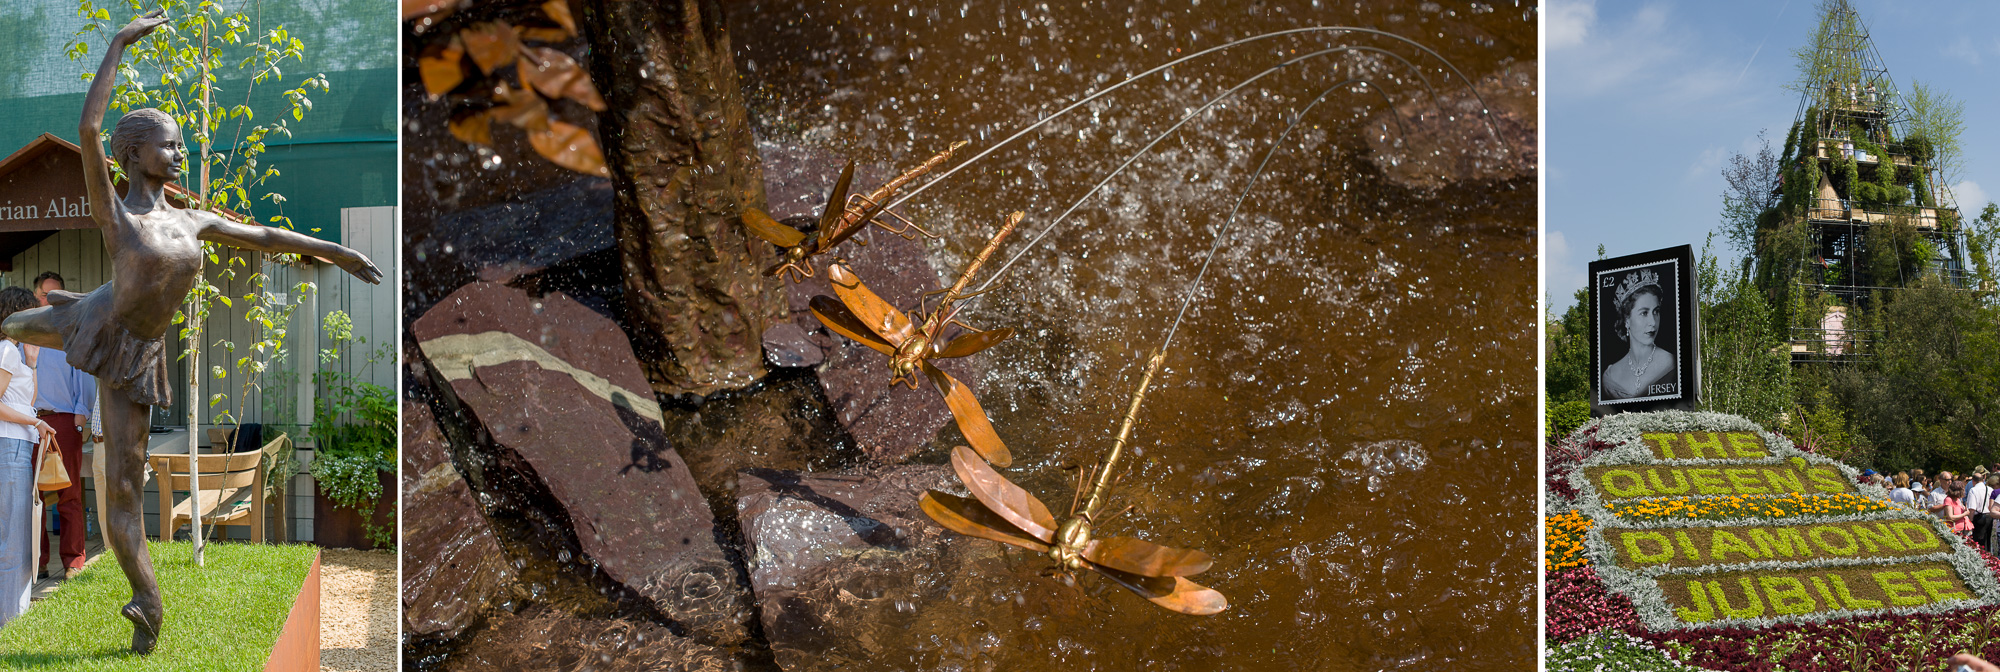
xmin=1546 ymin=229 xmax=1590 ymax=305
xmin=1942 ymin=34 xmax=2000 ymax=66
xmin=1686 ymin=146 xmax=1727 ymax=182
xmin=1945 ymin=36 xmax=1982 ymax=66
xmin=1951 ymin=180 xmax=1990 ymax=212
xmin=1547 ymin=0 xmax=1596 ymax=50
xmin=1550 ymin=3 xmax=1762 ymax=107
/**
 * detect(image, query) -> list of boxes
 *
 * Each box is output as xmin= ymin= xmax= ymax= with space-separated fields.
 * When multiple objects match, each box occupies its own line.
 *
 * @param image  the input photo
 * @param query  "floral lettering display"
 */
xmin=1660 ymin=563 xmax=1972 ymax=622
xmin=1559 ymin=411 xmax=2000 ymax=631
xmin=1610 ymin=520 xmax=1944 ymax=569
xmin=1638 ymin=431 xmax=1768 ymax=460
xmin=1586 ymin=462 xmax=1854 ymax=500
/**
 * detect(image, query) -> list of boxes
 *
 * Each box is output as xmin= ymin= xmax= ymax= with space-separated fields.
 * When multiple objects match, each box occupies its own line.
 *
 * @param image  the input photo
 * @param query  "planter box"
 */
xmin=313 ymin=469 xmax=396 ymax=550
xmin=265 ymin=551 xmax=321 ymax=671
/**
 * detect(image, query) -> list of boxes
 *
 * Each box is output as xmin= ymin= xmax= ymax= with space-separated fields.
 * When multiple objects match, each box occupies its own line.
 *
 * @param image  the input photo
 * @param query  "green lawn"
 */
xmin=0 ymin=541 xmax=317 ymax=671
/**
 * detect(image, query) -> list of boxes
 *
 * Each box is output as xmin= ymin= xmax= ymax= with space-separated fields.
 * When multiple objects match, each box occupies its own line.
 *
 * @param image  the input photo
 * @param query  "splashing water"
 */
xmin=731 ymin=0 xmax=1538 ymax=669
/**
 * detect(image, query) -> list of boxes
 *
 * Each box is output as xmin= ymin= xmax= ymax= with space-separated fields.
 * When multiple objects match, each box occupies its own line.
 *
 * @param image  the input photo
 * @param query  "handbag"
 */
xmin=35 ymin=431 xmax=68 ymax=492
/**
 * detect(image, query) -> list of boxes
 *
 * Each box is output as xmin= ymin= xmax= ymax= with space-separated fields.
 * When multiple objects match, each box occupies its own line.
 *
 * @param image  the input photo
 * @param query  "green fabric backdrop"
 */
xmin=0 ymin=0 xmax=394 ymax=242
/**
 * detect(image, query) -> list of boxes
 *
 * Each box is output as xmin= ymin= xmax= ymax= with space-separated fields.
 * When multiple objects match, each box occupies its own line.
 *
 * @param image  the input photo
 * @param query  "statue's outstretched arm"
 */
xmin=195 ymin=213 xmax=384 ymax=284
xmin=80 ymin=10 xmax=169 ymax=229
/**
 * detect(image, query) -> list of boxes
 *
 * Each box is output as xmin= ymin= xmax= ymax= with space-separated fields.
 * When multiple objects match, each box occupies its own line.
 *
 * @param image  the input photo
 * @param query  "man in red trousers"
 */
xmin=32 ymin=272 xmax=94 ymax=580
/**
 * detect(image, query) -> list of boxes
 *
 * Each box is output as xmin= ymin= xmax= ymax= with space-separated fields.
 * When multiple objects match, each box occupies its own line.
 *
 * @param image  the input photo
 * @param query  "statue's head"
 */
xmin=109 ymin=108 xmax=183 ymax=183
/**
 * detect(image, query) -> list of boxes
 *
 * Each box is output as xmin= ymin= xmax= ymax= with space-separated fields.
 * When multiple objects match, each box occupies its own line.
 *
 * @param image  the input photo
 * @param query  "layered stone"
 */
xmin=414 ymin=281 xmax=750 ymax=645
xmin=735 ymin=465 xmax=959 ymax=670
xmin=400 ymin=400 xmax=516 ymax=640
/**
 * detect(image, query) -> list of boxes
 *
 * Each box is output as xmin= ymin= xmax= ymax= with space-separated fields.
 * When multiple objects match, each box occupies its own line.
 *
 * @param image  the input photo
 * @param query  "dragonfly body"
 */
xmin=743 ymin=142 xmax=965 ymax=282
xmin=810 ymin=211 xmax=1025 ymax=465
xmin=886 ymin=331 xmax=931 ymax=388
xmin=919 ymin=445 xmax=1226 ymax=615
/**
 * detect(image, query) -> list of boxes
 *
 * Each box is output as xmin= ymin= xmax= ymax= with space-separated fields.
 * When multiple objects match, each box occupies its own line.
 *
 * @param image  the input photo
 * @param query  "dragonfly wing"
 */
xmin=919 ymin=490 xmax=1051 ymax=552
xmin=926 ymin=363 xmax=1013 ymax=468
xmin=809 ymin=295 xmax=896 ymax=355
xmin=819 ymin=203 xmax=879 ymax=252
xmin=817 ymin=159 xmax=856 ymax=234
xmin=1081 ymin=537 xmax=1214 ymax=577
xmin=741 ymin=207 xmax=806 ymax=247
xmin=826 ymin=263 xmax=915 ymax=343
xmin=1090 ymin=565 xmax=1229 ymax=615
xmin=933 ymin=327 xmax=1014 ymax=359
xmin=947 ymin=445 xmax=1051 ymax=542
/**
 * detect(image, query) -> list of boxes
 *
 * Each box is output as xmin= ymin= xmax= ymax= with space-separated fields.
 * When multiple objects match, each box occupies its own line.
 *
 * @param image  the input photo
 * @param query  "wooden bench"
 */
xmin=149 ymin=433 xmax=291 ymax=543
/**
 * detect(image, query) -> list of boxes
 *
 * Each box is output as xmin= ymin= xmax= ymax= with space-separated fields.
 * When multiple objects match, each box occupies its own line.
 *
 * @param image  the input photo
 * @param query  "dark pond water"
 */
xmin=725 ymin=1 xmax=1539 ymax=669
xmin=402 ymin=1 xmax=1538 ymax=670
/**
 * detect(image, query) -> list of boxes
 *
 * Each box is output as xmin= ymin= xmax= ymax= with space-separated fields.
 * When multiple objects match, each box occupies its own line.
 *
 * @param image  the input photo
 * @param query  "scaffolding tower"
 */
xmin=1783 ymin=0 xmax=1969 ymax=363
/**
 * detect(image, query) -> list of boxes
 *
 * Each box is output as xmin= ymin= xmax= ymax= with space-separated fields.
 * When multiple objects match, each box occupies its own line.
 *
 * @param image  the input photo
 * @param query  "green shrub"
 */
xmin=1547 ymin=400 xmax=1591 ymax=443
xmin=1903 ymin=133 xmax=1935 ymax=164
xmin=307 ymin=310 xmax=396 ymax=549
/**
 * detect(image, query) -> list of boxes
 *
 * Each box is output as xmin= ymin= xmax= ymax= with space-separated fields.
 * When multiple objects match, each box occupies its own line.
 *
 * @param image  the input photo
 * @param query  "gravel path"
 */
xmin=319 ymin=548 xmax=397 ymax=672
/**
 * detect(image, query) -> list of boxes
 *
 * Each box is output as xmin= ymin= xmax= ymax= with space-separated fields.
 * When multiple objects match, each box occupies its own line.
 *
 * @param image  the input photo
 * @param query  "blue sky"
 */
xmin=1546 ymin=0 xmax=2000 ymax=311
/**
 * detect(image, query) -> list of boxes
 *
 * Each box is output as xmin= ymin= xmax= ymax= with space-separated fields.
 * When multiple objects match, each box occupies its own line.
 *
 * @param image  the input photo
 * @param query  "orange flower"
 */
xmin=1545 ymin=511 xmax=1593 ymax=571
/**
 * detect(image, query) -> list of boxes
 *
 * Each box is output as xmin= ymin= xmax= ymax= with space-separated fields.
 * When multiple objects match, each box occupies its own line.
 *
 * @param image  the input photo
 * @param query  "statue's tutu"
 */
xmin=47 ymin=284 xmax=170 ymax=407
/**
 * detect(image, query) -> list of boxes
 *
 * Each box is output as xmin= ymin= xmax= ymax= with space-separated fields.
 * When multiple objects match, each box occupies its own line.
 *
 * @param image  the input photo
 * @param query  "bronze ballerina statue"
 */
xmin=0 ymin=10 xmax=382 ymax=654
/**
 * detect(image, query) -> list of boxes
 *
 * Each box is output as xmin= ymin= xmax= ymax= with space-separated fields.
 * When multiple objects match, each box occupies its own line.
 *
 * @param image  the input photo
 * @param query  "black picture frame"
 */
xmin=1589 ymin=245 xmax=1700 ymax=415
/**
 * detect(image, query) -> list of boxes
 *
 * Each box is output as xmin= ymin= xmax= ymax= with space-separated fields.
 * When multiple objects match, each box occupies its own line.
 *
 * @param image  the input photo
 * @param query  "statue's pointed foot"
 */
xmin=121 ymin=600 xmax=163 ymax=654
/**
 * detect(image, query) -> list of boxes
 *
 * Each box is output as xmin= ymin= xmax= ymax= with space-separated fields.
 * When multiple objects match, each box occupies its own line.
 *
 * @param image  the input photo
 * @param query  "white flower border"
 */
xmin=1561 ymin=410 xmax=2000 ymax=631
xmin=1547 ymin=629 xmax=1711 ymax=672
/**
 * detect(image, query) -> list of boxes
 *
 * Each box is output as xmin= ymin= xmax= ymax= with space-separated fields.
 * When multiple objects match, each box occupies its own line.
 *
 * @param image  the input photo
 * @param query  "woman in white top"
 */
xmin=1888 ymin=473 xmax=1916 ymax=506
xmin=0 ymin=286 xmax=58 ymax=625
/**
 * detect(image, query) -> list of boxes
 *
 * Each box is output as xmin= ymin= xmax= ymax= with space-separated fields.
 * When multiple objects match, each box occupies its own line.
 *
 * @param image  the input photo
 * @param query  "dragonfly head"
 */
xmin=1050 ymin=517 xmax=1092 ymax=571
xmin=888 ymin=337 xmax=928 ymax=387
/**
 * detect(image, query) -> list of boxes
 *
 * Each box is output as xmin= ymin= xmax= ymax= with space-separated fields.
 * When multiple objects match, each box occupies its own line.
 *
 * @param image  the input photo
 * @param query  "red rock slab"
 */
xmin=1364 ymin=59 xmax=1537 ymax=191
xmin=401 ymin=399 xmax=516 ymax=641
xmin=414 ymin=281 xmax=749 ymax=645
xmin=735 ymin=466 xmax=959 ymax=669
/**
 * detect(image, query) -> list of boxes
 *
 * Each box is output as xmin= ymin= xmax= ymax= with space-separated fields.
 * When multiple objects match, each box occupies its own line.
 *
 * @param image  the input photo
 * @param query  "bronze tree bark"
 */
xmin=579 ymin=0 xmax=781 ymax=397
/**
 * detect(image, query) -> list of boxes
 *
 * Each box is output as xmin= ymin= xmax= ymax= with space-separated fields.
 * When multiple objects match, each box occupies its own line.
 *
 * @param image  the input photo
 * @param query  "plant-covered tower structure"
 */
xmin=1761 ymin=0 xmax=1970 ymax=363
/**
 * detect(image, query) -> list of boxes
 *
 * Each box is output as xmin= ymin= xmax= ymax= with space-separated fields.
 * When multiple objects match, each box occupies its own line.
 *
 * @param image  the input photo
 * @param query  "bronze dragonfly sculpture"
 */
xmin=742 ymin=141 xmax=966 ymax=282
xmin=919 ymin=350 xmax=1227 ymax=615
xmin=808 ymin=210 xmax=1023 ymax=467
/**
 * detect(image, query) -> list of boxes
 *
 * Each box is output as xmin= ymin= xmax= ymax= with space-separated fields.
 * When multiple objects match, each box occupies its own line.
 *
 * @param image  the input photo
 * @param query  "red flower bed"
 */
xmin=1546 ymin=425 xmax=1616 ymax=502
xmin=1975 ymin=534 xmax=2000 ymax=576
xmin=1633 ymin=608 xmax=2000 ymax=672
xmin=1546 ymin=567 xmax=1640 ymax=643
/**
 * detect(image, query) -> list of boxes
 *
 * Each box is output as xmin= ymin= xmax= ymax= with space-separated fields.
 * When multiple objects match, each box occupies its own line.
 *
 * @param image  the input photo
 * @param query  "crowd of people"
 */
xmin=1864 ymin=464 xmax=2000 ymax=551
xmin=0 ymin=273 xmax=102 ymax=626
